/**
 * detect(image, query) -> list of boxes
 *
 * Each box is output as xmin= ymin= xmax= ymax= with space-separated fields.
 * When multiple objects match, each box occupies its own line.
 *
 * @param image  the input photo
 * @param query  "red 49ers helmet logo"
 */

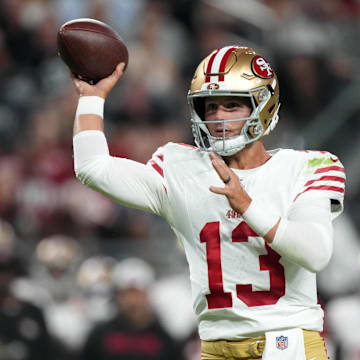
xmin=251 ymin=55 xmax=274 ymax=79
xmin=207 ymin=83 xmax=220 ymax=90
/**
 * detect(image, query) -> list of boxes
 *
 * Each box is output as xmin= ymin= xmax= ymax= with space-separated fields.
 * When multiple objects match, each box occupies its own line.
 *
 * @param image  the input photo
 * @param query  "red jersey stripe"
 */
xmin=205 ymin=49 xmax=220 ymax=83
xmin=294 ymin=185 xmax=344 ymax=202
xmin=304 ymin=176 xmax=345 ymax=187
xmin=149 ymin=160 xmax=164 ymax=177
xmin=218 ymin=47 xmax=236 ymax=81
xmin=315 ymin=166 xmax=345 ymax=174
xmin=156 ymin=154 xmax=164 ymax=161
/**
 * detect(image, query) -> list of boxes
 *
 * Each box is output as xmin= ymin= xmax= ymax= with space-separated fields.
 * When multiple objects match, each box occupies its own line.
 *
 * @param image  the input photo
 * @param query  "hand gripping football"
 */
xmin=57 ymin=18 xmax=129 ymax=84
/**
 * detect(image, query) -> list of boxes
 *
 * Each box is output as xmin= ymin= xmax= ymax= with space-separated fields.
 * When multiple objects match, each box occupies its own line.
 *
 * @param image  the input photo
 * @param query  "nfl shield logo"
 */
xmin=276 ymin=335 xmax=288 ymax=350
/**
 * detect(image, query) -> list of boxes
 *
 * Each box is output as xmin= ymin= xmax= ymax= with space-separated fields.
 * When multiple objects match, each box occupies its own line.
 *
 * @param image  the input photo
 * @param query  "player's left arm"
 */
xmin=209 ymin=151 xmax=345 ymax=273
xmin=267 ymin=151 xmax=345 ymax=272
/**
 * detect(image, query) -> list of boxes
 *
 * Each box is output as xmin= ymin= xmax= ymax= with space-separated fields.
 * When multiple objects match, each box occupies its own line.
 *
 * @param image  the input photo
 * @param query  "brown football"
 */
xmin=57 ymin=18 xmax=129 ymax=84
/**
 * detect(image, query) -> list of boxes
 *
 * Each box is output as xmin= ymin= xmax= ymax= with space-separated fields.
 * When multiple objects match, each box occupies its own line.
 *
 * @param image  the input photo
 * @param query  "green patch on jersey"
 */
xmin=307 ymin=157 xmax=335 ymax=168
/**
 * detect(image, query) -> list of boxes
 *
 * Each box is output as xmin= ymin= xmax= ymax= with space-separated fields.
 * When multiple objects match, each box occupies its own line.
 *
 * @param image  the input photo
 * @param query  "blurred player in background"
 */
xmin=81 ymin=257 xmax=180 ymax=360
xmin=0 ymin=255 xmax=52 ymax=360
xmin=70 ymin=46 xmax=345 ymax=359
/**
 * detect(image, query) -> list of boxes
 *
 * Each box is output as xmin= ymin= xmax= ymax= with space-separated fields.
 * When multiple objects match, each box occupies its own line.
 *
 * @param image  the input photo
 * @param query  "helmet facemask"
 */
xmin=188 ymin=87 xmax=279 ymax=156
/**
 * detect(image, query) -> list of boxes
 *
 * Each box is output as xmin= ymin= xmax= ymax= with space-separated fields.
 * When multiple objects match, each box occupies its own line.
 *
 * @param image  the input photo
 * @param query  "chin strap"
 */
xmin=208 ymin=133 xmax=247 ymax=156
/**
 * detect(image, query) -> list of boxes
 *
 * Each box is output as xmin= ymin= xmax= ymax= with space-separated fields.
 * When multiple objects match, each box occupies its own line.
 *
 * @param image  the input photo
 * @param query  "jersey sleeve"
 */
xmin=73 ymin=131 xmax=169 ymax=217
xmin=146 ymin=146 xmax=165 ymax=180
xmin=145 ymin=145 xmax=173 ymax=218
xmin=293 ymin=151 xmax=346 ymax=219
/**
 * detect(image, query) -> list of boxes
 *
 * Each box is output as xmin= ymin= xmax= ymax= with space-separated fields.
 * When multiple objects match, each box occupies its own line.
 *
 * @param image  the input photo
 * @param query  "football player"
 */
xmin=71 ymin=46 xmax=345 ymax=359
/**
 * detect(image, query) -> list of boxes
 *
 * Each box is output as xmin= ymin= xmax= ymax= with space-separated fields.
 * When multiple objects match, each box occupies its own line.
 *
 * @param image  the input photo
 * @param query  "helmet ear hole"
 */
xmin=268 ymin=104 xmax=275 ymax=114
xmin=267 ymin=84 xmax=275 ymax=96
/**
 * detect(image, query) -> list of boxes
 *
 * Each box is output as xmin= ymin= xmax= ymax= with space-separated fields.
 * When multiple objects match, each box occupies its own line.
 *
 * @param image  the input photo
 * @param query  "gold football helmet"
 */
xmin=188 ymin=46 xmax=280 ymax=156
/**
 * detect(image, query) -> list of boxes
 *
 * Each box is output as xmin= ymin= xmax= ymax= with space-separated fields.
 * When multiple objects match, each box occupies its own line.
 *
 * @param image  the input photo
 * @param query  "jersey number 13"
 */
xmin=200 ymin=221 xmax=285 ymax=309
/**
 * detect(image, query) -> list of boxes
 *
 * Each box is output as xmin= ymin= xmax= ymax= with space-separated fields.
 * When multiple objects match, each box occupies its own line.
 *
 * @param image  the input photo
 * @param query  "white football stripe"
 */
xmin=307 ymin=172 xmax=346 ymax=182
xmin=303 ymin=180 xmax=345 ymax=188
xmin=208 ymin=46 xmax=236 ymax=82
xmin=309 ymin=172 xmax=346 ymax=179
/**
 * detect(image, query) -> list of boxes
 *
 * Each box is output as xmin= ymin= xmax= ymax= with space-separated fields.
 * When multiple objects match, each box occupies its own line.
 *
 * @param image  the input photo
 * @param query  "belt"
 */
xmin=201 ymin=337 xmax=265 ymax=359
xmin=202 ymin=330 xmax=320 ymax=359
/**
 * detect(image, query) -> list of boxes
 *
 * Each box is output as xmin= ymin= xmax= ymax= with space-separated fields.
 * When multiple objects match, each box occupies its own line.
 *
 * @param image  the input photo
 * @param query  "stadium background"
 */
xmin=0 ymin=0 xmax=360 ymax=359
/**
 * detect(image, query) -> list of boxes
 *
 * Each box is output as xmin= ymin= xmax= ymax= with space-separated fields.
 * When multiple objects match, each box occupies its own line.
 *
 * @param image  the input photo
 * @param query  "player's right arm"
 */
xmin=72 ymin=62 xmax=125 ymax=134
xmin=71 ymin=63 xmax=167 ymax=216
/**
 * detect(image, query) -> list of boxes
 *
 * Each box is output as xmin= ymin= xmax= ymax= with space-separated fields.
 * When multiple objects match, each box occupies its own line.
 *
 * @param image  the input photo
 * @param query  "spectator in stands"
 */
xmin=81 ymin=257 xmax=180 ymax=360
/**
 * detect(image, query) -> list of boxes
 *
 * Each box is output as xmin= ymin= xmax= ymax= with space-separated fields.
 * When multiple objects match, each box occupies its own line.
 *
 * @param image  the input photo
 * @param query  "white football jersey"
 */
xmin=146 ymin=143 xmax=345 ymax=340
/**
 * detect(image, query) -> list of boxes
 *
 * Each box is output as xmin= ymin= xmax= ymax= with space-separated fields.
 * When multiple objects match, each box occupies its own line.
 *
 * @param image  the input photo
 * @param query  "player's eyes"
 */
xmin=205 ymin=101 xmax=247 ymax=113
xmin=205 ymin=103 xmax=218 ymax=112
xmin=224 ymin=102 xmax=242 ymax=109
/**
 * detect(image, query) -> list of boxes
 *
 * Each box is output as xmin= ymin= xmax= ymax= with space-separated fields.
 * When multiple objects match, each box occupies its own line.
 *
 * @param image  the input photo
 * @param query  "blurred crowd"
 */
xmin=0 ymin=0 xmax=360 ymax=359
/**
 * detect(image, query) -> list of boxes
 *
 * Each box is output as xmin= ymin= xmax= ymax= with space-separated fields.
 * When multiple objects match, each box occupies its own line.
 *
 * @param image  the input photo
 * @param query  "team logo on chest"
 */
xmin=226 ymin=209 xmax=242 ymax=219
xmin=276 ymin=335 xmax=288 ymax=350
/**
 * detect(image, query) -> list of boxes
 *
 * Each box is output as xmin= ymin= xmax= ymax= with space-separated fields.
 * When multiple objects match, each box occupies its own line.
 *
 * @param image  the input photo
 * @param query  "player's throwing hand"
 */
xmin=72 ymin=62 xmax=125 ymax=99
